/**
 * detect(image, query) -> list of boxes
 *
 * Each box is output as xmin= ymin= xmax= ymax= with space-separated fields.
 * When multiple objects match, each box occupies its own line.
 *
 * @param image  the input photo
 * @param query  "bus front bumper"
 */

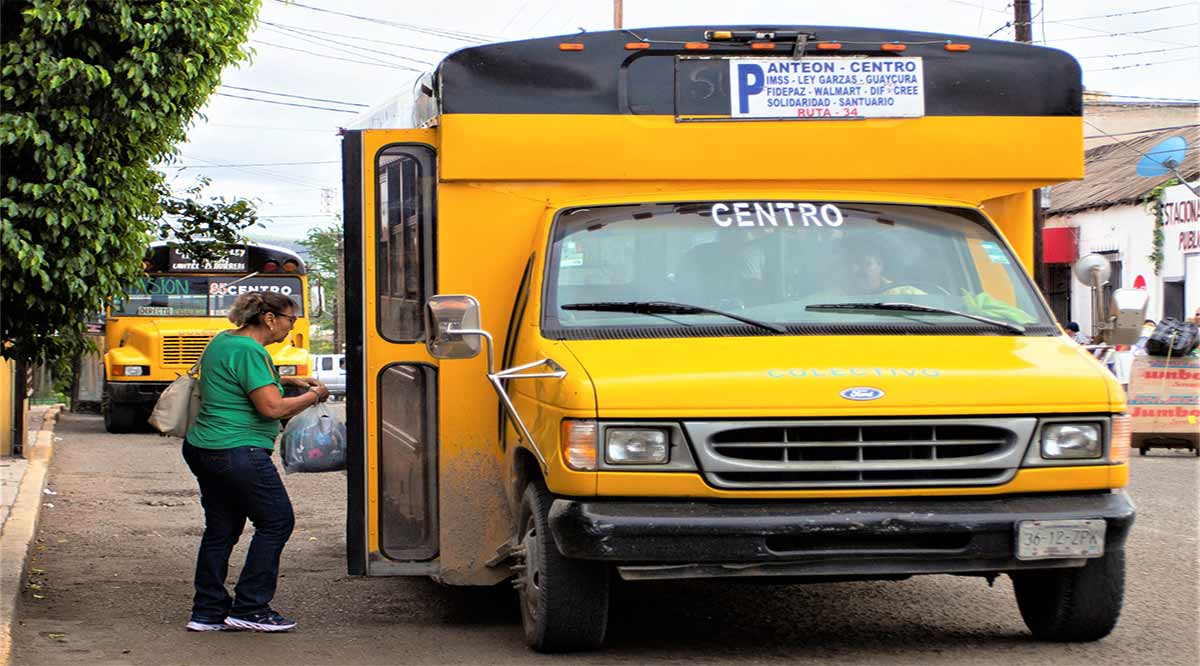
xmin=106 ymin=381 xmax=169 ymax=407
xmin=547 ymin=491 xmax=1134 ymax=580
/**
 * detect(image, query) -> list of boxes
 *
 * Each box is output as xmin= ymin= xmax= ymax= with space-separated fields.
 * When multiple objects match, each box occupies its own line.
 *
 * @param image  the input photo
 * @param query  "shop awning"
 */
xmin=1043 ymin=226 xmax=1078 ymax=264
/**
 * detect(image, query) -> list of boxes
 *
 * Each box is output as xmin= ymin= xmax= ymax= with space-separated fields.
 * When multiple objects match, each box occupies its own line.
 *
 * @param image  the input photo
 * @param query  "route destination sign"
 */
xmin=728 ymin=57 xmax=925 ymax=119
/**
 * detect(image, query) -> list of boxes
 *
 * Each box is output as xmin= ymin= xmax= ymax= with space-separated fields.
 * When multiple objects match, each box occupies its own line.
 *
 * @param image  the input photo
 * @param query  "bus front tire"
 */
xmin=1011 ymin=551 xmax=1124 ymax=642
xmin=516 ymin=480 xmax=609 ymax=653
xmin=102 ymin=400 xmax=139 ymax=434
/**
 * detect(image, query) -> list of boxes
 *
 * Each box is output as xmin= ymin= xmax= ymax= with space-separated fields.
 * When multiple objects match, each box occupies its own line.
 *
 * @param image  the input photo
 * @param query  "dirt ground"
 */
xmin=9 ymin=412 xmax=1200 ymax=665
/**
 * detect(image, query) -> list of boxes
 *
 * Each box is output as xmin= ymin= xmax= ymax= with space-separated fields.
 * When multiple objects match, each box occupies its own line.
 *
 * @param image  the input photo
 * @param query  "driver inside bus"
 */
xmin=844 ymin=243 xmax=925 ymax=297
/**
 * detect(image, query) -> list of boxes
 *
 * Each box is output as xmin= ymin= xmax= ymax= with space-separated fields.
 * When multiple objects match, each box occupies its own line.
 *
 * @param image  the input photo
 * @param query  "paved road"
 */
xmin=10 ymin=413 xmax=1199 ymax=665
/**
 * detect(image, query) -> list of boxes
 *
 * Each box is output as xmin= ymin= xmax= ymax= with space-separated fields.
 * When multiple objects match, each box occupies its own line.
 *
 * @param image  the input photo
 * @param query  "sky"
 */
xmin=170 ymin=0 xmax=1200 ymax=241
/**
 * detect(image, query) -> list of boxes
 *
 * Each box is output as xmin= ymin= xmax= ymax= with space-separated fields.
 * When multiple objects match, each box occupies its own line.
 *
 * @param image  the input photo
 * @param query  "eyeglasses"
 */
xmin=269 ymin=311 xmax=298 ymax=324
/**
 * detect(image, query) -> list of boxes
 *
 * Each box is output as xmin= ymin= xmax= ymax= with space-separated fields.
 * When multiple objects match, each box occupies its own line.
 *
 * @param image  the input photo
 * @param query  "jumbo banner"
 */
xmin=1127 ymin=355 xmax=1200 ymax=436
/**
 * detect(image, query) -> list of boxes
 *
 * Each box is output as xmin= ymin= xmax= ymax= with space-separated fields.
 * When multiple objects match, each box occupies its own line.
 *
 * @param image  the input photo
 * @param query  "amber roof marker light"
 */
xmin=944 ymin=42 xmax=972 ymax=52
xmin=558 ymin=42 xmax=584 ymax=51
xmin=815 ymin=41 xmax=843 ymax=51
xmin=881 ymin=42 xmax=907 ymax=52
xmin=624 ymin=42 xmax=650 ymax=50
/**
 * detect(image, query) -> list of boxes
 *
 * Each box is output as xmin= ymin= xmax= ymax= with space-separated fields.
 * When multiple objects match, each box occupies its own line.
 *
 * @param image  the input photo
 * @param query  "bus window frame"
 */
xmin=373 ymin=142 xmax=437 ymax=343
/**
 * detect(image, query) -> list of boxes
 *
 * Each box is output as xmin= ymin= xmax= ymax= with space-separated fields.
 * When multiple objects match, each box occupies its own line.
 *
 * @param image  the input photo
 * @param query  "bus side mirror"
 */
xmin=425 ymin=295 xmax=482 ymax=359
xmin=310 ymin=284 xmax=326 ymax=318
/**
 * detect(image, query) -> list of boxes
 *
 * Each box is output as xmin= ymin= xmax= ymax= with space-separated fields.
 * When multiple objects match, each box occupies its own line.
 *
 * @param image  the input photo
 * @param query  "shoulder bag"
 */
xmin=148 ymin=336 xmax=214 ymax=438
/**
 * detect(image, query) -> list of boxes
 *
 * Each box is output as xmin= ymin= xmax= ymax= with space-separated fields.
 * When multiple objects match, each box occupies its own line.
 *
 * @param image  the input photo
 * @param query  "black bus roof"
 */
xmin=433 ymin=26 xmax=1081 ymax=118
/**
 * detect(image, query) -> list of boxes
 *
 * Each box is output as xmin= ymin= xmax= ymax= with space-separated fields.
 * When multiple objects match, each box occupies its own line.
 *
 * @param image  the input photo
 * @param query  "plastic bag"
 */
xmin=281 ymin=403 xmax=346 ymax=473
xmin=1145 ymin=318 xmax=1199 ymax=357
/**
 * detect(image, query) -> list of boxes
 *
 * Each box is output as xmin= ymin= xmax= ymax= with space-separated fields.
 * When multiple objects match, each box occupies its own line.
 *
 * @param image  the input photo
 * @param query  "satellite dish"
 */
xmin=1136 ymin=136 xmax=1187 ymax=177
xmin=1073 ymin=253 xmax=1111 ymax=288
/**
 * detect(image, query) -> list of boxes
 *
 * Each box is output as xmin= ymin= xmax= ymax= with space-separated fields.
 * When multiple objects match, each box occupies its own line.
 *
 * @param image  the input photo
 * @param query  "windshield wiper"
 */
xmin=562 ymin=301 xmax=787 ymax=334
xmin=805 ymin=302 xmax=1026 ymax=334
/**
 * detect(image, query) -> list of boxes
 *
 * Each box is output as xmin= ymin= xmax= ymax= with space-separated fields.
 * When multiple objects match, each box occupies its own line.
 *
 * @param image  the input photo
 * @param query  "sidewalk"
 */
xmin=0 ymin=404 xmax=62 ymax=665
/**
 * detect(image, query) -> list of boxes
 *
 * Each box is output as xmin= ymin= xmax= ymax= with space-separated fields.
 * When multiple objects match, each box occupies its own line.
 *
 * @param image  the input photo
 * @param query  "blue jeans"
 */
xmin=182 ymin=442 xmax=295 ymax=621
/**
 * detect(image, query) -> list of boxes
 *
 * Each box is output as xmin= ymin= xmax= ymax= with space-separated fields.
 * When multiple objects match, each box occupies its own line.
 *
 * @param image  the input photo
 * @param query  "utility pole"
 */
xmin=614 ymin=0 xmax=622 ymax=30
xmin=1014 ymin=0 xmax=1047 ymax=293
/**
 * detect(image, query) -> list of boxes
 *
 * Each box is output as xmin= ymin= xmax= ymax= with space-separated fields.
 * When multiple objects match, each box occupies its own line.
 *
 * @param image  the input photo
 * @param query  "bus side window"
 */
xmin=376 ymin=145 xmax=436 ymax=341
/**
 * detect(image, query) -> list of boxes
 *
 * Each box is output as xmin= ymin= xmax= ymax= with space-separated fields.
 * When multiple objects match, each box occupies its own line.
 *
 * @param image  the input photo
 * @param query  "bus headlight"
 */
xmin=1041 ymin=423 xmax=1102 ymax=459
xmin=277 ymin=365 xmax=298 ymax=376
xmin=606 ymin=428 xmax=669 ymax=464
xmin=115 ymin=365 xmax=149 ymax=377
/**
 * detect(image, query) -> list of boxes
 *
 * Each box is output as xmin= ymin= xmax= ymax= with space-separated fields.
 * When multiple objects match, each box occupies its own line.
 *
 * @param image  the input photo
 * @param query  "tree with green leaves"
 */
xmin=298 ymin=222 xmax=343 ymax=354
xmin=1 ymin=0 xmax=261 ymax=365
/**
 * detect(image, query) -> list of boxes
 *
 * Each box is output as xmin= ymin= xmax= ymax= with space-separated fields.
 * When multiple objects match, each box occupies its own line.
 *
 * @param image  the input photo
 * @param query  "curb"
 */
xmin=0 ymin=404 xmax=63 ymax=666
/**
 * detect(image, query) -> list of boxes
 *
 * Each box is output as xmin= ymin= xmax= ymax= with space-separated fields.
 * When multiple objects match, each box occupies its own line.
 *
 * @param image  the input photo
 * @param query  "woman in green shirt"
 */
xmin=182 ymin=291 xmax=329 ymax=633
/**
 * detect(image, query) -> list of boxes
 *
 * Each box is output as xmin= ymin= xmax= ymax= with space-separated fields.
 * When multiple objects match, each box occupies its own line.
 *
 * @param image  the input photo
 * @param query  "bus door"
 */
xmin=344 ymin=130 xmax=440 ymax=575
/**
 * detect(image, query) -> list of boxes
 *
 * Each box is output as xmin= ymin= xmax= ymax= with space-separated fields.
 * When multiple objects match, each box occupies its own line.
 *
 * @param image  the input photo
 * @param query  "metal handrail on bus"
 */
xmin=447 ymin=325 xmax=567 ymax=474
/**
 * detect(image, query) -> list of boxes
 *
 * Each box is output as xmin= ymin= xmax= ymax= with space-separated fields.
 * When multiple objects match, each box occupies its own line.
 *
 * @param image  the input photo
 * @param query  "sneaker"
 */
xmin=224 ymin=610 xmax=297 ymax=632
xmin=185 ymin=619 xmax=236 ymax=632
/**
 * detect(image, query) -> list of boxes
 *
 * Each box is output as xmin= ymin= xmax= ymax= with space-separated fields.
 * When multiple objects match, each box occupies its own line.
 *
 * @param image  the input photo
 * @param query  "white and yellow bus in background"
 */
xmin=102 ymin=241 xmax=317 ymax=432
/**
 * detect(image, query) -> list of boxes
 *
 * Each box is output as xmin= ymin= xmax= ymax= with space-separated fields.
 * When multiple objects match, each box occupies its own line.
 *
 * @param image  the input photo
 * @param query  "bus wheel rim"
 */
xmin=520 ymin=515 xmax=542 ymax=618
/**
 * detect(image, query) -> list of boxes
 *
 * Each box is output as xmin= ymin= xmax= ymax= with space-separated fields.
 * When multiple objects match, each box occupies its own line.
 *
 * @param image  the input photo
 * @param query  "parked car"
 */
xmin=312 ymin=353 xmax=346 ymax=398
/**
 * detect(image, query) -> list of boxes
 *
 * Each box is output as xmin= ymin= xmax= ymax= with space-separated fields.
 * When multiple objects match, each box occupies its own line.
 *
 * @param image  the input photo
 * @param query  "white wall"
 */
xmin=1053 ymin=204 xmax=1158 ymax=336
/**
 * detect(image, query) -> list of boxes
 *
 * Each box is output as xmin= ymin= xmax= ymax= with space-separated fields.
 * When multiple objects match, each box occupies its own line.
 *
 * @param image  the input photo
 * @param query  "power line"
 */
xmin=1041 ymin=22 xmax=1199 ymax=43
xmin=219 ymin=84 xmax=367 ymax=107
xmin=947 ymin=0 xmax=1007 ymax=14
xmin=986 ymin=22 xmax=1011 ymax=38
xmin=1042 ymin=3 xmax=1196 ymax=23
xmin=1083 ymin=123 xmax=1200 ymax=139
xmin=173 ymin=161 xmax=340 ymax=168
xmin=262 ymin=23 xmax=435 ymax=67
xmin=213 ymin=92 xmax=359 ymax=113
xmin=258 ymin=26 xmax=419 ymax=70
xmin=205 ymin=123 xmax=336 ymax=134
xmin=250 ymin=39 xmax=415 ymax=70
xmin=274 ymin=0 xmax=494 ymax=43
xmin=1090 ymin=56 xmax=1199 ymax=72
xmin=174 ymin=152 xmax=328 ymax=189
xmin=259 ymin=214 xmax=342 ymax=219
xmin=257 ymin=20 xmax=450 ymax=56
xmin=1079 ymin=46 xmax=1198 ymax=59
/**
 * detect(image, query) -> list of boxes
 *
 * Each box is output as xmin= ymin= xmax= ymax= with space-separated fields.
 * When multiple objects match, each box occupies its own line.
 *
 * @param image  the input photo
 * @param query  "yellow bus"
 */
xmin=102 ymin=241 xmax=316 ymax=432
xmin=341 ymin=27 xmax=1141 ymax=651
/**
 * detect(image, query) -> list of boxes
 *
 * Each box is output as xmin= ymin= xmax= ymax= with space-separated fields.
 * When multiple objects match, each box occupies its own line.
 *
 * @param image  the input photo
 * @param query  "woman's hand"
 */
xmin=308 ymin=384 xmax=331 ymax=403
xmin=250 ymin=381 xmax=331 ymax=420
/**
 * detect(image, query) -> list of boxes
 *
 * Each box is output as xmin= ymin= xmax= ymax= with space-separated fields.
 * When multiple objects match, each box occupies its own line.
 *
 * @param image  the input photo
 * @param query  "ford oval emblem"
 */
xmin=840 ymin=387 xmax=885 ymax=401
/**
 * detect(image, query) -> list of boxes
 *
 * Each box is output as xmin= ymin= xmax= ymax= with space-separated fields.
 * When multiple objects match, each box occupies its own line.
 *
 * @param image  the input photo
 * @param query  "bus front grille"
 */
xmin=161 ymin=335 xmax=212 ymax=366
xmin=685 ymin=418 xmax=1036 ymax=490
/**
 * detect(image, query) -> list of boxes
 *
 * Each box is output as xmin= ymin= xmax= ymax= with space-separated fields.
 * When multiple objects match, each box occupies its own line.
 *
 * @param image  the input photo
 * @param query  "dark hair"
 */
xmin=227 ymin=291 xmax=296 ymax=326
xmin=1066 ymin=322 xmax=1080 ymax=332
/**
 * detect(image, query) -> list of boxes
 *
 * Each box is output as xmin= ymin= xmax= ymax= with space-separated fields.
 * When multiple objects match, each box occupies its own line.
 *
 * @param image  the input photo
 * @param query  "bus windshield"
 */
xmin=111 ymin=276 xmax=305 ymax=318
xmin=545 ymin=202 xmax=1053 ymax=335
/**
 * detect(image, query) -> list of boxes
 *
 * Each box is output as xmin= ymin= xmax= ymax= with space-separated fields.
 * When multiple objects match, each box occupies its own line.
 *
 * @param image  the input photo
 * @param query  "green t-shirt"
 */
xmin=186 ymin=332 xmax=283 ymax=450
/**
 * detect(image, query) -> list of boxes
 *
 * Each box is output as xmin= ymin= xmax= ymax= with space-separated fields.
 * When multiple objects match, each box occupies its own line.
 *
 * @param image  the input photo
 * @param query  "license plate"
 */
xmin=1016 ymin=519 xmax=1106 ymax=560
